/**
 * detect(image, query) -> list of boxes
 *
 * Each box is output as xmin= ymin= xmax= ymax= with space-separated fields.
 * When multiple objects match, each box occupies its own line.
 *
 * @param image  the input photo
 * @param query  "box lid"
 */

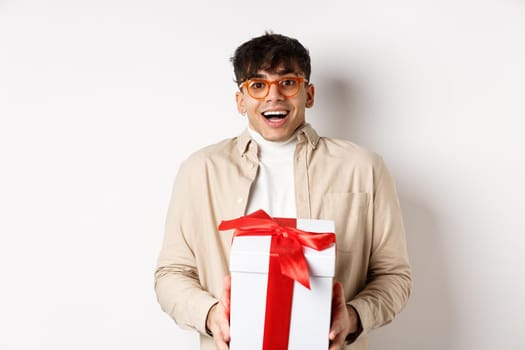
xmin=229 ymin=218 xmax=335 ymax=277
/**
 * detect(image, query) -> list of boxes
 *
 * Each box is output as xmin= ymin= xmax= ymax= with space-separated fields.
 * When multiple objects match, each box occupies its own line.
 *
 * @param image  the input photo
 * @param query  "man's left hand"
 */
xmin=328 ymin=281 xmax=360 ymax=350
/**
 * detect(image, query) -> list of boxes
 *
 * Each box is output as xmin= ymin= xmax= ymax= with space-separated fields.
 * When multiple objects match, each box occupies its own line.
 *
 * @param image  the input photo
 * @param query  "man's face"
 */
xmin=235 ymin=68 xmax=315 ymax=142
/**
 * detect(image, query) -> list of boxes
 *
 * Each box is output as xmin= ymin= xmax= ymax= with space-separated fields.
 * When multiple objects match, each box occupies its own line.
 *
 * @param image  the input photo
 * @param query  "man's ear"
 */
xmin=305 ymin=84 xmax=315 ymax=108
xmin=235 ymin=91 xmax=246 ymax=115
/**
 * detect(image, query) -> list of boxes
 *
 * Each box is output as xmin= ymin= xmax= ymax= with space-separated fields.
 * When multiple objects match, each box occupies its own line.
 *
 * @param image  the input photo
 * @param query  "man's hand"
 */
xmin=329 ymin=281 xmax=361 ymax=350
xmin=206 ymin=275 xmax=231 ymax=350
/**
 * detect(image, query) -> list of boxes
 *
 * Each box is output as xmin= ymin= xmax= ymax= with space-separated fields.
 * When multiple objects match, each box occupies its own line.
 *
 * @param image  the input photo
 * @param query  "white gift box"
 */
xmin=229 ymin=218 xmax=336 ymax=350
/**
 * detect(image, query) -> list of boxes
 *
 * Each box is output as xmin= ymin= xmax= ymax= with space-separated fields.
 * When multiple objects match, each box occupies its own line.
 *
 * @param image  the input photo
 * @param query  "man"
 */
xmin=154 ymin=33 xmax=412 ymax=350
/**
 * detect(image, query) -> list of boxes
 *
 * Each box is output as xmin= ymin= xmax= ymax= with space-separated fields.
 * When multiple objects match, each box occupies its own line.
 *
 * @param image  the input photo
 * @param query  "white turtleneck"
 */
xmin=245 ymin=128 xmax=297 ymax=217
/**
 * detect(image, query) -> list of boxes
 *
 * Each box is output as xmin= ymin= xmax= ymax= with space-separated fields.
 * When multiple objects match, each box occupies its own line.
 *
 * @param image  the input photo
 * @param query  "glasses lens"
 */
xmin=247 ymin=80 xmax=268 ymax=99
xmin=279 ymin=78 xmax=300 ymax=96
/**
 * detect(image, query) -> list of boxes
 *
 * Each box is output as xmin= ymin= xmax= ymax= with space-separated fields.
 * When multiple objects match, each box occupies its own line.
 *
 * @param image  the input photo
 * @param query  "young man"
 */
xmin=154 ymin=33 xmax=412 ymax=350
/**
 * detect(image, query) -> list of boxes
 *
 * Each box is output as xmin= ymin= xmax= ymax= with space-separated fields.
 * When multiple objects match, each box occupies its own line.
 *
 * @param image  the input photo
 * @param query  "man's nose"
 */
xmin=265 ymin=82 xmax=284 ymax=101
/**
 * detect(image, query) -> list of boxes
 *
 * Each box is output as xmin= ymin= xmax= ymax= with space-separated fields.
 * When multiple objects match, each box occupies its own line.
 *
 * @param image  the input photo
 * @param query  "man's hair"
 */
xmin=231 ymin=32 xmax=311 ymax=85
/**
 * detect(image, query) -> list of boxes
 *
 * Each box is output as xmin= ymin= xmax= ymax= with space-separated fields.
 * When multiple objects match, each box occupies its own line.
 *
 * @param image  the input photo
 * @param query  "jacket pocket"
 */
xmin=321 ymin=192 xmax=370 ymax=253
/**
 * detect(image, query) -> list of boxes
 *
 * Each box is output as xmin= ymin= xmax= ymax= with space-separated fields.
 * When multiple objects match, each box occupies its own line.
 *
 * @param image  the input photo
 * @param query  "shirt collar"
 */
xmin=236 ymin=123 xmax=320 ymax=156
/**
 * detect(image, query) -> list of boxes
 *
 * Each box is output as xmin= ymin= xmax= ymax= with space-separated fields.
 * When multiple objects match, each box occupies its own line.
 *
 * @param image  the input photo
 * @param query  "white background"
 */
xmin=1 ymin=1 xmax=524 ymax=349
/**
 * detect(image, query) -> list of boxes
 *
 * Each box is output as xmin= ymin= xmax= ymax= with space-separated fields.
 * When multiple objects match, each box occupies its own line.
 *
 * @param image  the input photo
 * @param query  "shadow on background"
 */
xmin=315 ymin=75 xmax=458 ymax=349
xmin=371 ymin=194 xmax=458 ymax=350
xmin=311 ymin=74 xmax=371 ymax=146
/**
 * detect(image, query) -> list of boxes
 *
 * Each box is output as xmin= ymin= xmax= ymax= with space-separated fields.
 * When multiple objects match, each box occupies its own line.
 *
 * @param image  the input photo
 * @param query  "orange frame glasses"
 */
xmin=239 ymin=77 xmax=308 ymax=100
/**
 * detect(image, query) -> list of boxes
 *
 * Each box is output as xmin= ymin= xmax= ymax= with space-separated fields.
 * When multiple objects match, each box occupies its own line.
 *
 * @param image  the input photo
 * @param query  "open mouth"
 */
xmin=262 ymin=110 xmax=289 ymax=121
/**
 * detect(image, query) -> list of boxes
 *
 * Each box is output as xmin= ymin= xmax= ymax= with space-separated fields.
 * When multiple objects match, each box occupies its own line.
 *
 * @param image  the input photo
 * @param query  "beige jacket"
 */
xmin=154 ymin=124 xmax=412 ymax=350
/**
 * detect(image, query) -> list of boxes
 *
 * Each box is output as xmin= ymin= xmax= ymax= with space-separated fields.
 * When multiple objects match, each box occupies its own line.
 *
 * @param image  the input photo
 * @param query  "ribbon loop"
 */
xmin=219 ymin=209 xmax=335 ymax=289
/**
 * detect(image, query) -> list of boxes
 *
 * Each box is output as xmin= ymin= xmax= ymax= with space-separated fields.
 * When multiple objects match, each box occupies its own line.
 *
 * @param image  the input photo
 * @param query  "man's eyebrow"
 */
xmin=250 ymin=69 xmax=299 ymax=79
xmin=276 ymin=68 xmax=298 ymax=76
xmin=251 ymin=73 xmax=267 ymax=79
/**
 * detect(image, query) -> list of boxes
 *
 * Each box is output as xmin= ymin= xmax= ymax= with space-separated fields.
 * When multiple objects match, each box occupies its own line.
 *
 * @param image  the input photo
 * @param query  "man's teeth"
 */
xmin=263 ymin=111 xmax=288 ymax=118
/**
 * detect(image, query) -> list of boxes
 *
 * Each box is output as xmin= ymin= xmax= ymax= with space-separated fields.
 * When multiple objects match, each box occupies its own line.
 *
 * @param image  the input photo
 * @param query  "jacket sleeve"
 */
xmin=154 ymin=158 xmax=218 ymax=335
xmin=348 ymin=156 xmax=412 ymax=336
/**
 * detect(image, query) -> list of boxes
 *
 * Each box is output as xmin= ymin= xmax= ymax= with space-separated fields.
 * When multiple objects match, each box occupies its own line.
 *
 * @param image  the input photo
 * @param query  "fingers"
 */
xmin=329 ymin=323 xmax=343 ymax=341
xmin=329 ymin=321 xmax=347 ymax=349
xmin=328 ymin=332 xmax=347 ymax=350
xmin=212 ymin=317 xmax=230 ymax=350
xmin=329 ymin=281 xmax=346 ymax=336
xmin=224 ymin=274 xmax=231 ymax=291
xmin=329 ymin=315 xmax=346 ymax=342
xmin=217 ymin=305 xmax=230 ymax=343
xmin=332 ymin=281 xmax=345 ymax=309
xmin=214 ymin=340 xmax=229 ymax=350
xmin=328 ymin=281 xmax=349 ymax=349
xmin=209 ymin=301 xmax=230 ymax=349
xmin=213 ymin=336 xmax=229 ymax=350
xmin=223 ymin=275 xmax=231 ymax=317
xmin=209 ymin=275 xmax=232 ymax=349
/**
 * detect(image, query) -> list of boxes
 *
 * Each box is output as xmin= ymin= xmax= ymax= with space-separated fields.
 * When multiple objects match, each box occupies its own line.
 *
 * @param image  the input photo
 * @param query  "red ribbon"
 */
xmin=218 ymin=209 xmax=335 ymax=289
xmin=219 ymin=210 xmax=335 ymax=350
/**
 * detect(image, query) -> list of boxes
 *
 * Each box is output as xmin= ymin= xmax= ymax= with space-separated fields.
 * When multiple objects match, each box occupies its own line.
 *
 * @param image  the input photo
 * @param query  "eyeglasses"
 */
xmin=239 ymin=77 xmax=308 ymax=100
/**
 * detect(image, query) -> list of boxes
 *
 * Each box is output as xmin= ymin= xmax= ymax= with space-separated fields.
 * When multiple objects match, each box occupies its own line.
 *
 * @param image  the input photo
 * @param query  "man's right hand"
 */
xmin=206 ymin=275 xmax=231 ymax=350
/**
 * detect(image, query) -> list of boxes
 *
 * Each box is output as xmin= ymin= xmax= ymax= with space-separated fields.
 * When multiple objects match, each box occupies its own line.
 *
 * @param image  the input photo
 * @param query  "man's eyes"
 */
xmin=280 ymin=79 xmax=297 ymax=87
xmin=249 ymin=81 xmax=267 ymax=89
xmin=248 ymin=78 xmax=297 ymax=90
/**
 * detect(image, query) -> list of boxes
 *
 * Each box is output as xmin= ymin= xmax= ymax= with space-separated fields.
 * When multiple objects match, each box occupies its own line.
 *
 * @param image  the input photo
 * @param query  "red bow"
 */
xmin=218 ymin=209 xmax=335 ymax=289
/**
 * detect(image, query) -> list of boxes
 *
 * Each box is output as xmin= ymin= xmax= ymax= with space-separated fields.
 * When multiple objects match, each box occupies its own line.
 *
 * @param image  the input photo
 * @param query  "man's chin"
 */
xmin=260 ymin=131 xmax=293 ymax=142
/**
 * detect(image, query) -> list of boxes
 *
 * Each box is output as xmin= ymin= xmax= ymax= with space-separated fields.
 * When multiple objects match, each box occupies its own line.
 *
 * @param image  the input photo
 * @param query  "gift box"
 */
xmin=219 ymin=210 xmax=336 ymax=350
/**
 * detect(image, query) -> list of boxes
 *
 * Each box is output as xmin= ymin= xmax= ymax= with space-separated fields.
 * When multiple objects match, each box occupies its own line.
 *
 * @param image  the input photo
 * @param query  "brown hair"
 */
xmin=231 ymin=32 xmax=311 ymax=85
